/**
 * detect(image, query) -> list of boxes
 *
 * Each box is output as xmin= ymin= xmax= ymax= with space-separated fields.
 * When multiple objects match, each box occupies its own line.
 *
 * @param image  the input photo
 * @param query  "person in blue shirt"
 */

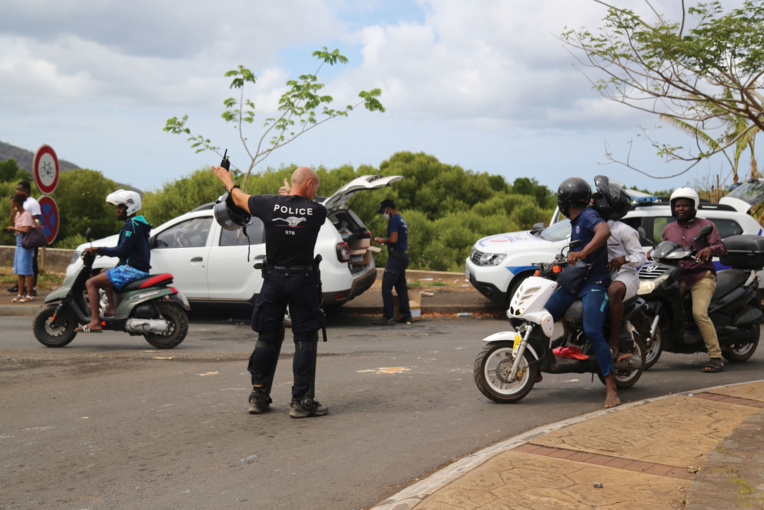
xmin=374 ymin=199 xmax=411 ymax=325
xmin=77 ymin=190 xmax=152 ymax=333
xmin=543 ymin=178 xmax=619 ymax=408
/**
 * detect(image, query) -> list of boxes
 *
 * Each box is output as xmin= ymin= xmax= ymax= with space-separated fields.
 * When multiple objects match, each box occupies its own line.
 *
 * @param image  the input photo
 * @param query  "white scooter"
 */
xmin=473 ymin=244 xmax=647 ymax=403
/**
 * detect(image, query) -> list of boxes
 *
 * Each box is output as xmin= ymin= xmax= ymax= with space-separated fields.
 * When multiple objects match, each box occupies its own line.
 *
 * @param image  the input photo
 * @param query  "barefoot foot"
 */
xmin=604 ymin=391 xmax=621 ymax=409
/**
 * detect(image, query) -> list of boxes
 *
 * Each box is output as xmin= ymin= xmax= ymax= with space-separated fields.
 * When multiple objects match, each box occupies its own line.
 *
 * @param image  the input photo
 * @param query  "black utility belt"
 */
xmin=389 ymin=249 xmax=408 ymax=255
xmin=272 ymin=265 xmax=314 ymax=271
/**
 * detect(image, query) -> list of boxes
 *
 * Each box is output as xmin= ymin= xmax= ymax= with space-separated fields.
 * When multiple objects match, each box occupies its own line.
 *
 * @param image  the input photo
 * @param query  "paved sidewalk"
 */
xmin=374 ymin=381 xmax=764 ymax=509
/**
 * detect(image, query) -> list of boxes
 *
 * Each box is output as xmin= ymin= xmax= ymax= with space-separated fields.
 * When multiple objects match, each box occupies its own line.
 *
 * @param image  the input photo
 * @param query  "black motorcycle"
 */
xmin=638 ymin=225 xmax=763 ymax=369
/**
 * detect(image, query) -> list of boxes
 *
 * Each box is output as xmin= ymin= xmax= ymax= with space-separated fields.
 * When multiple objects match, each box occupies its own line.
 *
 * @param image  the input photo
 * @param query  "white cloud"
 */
xmin=0 ymin=0 xmax=749 ymax=192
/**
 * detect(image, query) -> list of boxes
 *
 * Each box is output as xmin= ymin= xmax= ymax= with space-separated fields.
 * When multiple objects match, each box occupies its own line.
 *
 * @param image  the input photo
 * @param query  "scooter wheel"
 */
xmin=33 ymin=305 xmax=77 ymax=348
xmin=722 ymin=326 xmax=760 ymax=362
xmin=143 ymin=302 xmax=189 ymax=349
xmin=473 ymin=341 xmax=537 ymax=403
xmin=637 ymin=310 xmax=663 ymax=370
xmin=598 ymin=334 xmax=647 ymax=389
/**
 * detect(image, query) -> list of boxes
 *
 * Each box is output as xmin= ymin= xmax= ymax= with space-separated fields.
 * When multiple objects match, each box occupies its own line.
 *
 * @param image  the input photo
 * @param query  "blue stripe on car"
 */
xmin=506 ymin=265 xmax=535 ymax=275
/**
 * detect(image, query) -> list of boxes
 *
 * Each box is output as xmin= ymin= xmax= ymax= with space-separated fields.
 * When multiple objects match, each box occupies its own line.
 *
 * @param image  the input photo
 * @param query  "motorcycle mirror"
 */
xmin=637 ymin=226 xmax=653 ymax=247
xmin=86 ymin=228 xmax=92 ymax=241
xmin=697 ymin=224 xmax=713 ymax=239
xmin=569 ymin=240 xmax=582 ymax=249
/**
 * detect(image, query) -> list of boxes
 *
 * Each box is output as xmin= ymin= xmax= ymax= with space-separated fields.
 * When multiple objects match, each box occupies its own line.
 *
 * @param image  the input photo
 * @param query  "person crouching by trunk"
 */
xmin=374 ymin=199 xmax=411 ymax=325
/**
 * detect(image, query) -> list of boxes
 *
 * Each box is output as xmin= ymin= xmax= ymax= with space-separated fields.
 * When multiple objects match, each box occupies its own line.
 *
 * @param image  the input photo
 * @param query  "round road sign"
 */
xmin=38 ymin=196 xmax=60 ymax=245
xmin=33 ymin=145 xmax=60 ymax=195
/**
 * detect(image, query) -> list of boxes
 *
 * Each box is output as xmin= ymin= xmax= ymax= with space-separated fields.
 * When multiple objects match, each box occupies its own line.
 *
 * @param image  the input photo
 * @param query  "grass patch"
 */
xmin=0 ymin=265 xmax=65 ymax=290
xmin=408 ymin=280 xmax=451 ymax=289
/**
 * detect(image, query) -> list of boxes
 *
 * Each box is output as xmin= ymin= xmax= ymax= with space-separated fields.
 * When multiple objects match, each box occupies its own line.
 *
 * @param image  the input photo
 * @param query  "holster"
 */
xmin=313 ymin=254 xmax=327 ymax=342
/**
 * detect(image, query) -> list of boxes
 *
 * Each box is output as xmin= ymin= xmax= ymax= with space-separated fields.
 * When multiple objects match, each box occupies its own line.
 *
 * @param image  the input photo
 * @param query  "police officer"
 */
xmin=374 ymin=199 xmax=411 ymax=325
xmin=213 ymin=165 xmax=328 ymax=418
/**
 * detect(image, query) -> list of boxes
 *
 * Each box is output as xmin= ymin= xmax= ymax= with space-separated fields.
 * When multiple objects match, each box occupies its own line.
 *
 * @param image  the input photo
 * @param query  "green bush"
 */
xmin=52 ymin=169 xmax=123 ymax=245
xmin=55 ymin=233 xmax=89 ymax=250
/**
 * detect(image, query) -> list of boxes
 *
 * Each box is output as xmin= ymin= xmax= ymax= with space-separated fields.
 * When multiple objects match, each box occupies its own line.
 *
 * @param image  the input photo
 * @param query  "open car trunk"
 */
xmin=322 ymin=174 xmax=403 ymax=274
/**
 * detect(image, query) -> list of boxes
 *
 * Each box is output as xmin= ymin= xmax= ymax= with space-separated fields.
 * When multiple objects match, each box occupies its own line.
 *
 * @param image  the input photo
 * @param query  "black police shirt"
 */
xmin=248 ymin=194 xmax=327 ymax=266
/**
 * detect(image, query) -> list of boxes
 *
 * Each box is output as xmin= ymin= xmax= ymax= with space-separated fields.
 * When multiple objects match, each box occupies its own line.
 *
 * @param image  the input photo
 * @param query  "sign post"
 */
xmin=38 ymin=196 xmax=60 ymax=245
xmin=33 ymin=145 xmax=61 ymax=272
xmin=33 ymin=145 xmax=60 ymax=195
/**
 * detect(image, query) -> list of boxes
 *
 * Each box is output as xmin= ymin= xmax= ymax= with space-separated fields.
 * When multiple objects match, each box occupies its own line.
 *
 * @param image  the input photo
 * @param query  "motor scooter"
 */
xmin=33 ymin=249 xmax=190 ymax=349
xmin=473 ymin=243 xmax=647 ymax=403
xmin=638 ymin=225 xmax=763 ymax=369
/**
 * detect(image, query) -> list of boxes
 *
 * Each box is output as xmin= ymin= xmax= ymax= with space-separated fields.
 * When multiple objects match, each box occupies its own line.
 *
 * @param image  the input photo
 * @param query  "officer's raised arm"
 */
xmin=212 ymin=165 xmax=251 ymax=214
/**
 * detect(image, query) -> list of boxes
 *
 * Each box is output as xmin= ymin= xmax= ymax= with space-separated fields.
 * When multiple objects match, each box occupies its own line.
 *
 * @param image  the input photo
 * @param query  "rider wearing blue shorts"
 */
xmin=79 ymin=190 xmax=152 ymax=332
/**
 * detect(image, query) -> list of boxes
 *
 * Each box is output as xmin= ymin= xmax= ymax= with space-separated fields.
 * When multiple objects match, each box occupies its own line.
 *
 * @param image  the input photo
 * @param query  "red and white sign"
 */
xmin=38 ymin=195 xmax=60 ymax=245
xmin=33 ymin=144 xmax=60 ymax=195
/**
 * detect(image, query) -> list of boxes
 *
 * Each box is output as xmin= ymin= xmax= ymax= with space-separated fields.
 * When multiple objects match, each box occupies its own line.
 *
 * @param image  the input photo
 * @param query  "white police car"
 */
xmin=465 ymin=181 xmax=764 ymax=306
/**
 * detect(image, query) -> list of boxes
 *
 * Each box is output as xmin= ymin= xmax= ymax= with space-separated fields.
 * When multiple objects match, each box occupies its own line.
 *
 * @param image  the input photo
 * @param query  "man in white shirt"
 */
xmin=18 ymin=181 xmax=41 ymax=222
xmin=606 ymin=219 xmax=646 ymax=357
xmin=591 ymin=176 xmax=646 ymax=360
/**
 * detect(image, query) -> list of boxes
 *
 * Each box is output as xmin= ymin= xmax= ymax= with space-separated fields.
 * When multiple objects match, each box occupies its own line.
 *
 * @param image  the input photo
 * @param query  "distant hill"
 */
xmin=0 ymin=140 xmax=81 ymax=174
xmin=0 ymin=140 xmax=139 ymax=192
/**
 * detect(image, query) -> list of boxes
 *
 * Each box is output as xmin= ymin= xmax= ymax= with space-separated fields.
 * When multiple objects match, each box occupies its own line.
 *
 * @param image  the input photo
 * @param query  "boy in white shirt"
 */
xmin=591 ymin=177 xmax=646 ymax=361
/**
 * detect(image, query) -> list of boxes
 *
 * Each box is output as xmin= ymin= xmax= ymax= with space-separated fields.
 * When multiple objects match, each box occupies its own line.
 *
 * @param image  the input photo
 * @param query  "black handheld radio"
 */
xmin=220 ymin=149 xmax=230 ymax=171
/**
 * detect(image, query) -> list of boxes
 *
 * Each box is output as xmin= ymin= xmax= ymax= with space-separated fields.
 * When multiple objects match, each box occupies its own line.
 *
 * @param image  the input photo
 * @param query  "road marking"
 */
xmin=357 ymin=367 xmax=410 ymax=374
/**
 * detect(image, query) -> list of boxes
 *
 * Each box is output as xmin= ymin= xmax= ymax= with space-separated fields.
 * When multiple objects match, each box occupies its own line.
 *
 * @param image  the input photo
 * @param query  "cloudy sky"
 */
xmin=0 ymin=0 xmax=748 ymax=194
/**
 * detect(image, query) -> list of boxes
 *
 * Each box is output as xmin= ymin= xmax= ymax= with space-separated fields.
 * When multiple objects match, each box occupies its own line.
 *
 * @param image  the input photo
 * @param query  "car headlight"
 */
xmin=471 ymin=248 xmax=506 ymax=266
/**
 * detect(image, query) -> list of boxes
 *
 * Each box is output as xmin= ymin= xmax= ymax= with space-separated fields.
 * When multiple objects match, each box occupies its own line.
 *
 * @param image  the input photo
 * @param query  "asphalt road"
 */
xmin=2 ymin=315 xmax=763 ymax=509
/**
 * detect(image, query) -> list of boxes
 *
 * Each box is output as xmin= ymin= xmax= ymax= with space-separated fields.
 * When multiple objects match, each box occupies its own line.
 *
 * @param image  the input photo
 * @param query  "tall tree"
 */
xmin=164 ymin=48 xmax=385 ymax=190
xmin=561 ymin=0 xmax=763 ymax=179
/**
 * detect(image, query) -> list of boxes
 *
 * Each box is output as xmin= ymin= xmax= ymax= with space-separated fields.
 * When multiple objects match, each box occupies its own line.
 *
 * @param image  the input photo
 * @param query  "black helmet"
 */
xmin=213 ymin=191 xmax=251 ymax=231
xmin=591 ymin=175 xmax=631 ymax=221
xmin=557 ymin=177 xmax=591 ymax=218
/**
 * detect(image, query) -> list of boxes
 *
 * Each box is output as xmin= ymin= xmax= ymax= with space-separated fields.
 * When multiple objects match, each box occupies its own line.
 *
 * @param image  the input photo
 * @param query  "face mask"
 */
xmin=383 ymin=211 xmax=390 ymax=220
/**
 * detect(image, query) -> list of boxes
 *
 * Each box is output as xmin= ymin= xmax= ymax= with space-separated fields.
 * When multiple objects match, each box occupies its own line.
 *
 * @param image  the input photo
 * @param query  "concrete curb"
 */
xmin=0 ymin=303 xmax=45 ymax=317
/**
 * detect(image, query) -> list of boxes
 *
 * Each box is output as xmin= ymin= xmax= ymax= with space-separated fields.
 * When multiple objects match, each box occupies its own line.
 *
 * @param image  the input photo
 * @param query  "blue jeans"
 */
xmin=382 ymin=252 xmax=410 ymax=319
xmin=544 ymin=282 xmax=614 ymax=377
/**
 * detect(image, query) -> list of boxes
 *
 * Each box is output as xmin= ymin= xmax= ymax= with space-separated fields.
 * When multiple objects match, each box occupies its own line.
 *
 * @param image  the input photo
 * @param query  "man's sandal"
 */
xmin=702 ymin=359 xmax=724 ymax=373
xmin=74 ymin=326 xmax=103 ymax=334
xmin=11 ymin=295 xmax=24 ymax=303
xmin=18 ymin=295 xmax=34 ymax=303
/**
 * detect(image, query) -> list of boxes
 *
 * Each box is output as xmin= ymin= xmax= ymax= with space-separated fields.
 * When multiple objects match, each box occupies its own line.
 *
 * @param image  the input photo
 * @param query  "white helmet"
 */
xmin=669 ymin=187 xmax=699 ymax=217
xmin=106 ymin=189 xmax=142 ymax=216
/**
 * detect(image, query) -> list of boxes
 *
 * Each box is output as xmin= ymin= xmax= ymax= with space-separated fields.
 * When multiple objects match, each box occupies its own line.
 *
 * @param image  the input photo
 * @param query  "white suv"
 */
xmin=68 ymin=175 xmax=402 ymax=306
xmin=465 ymin=181 xmax=764 ymax=306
